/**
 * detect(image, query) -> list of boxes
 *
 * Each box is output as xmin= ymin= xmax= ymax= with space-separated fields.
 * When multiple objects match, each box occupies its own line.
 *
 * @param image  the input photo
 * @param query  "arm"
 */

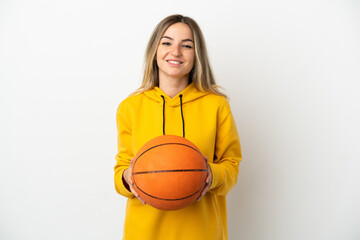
xmin=114 ymin=101 xmax=135 ymax=198
xmin=208 ymin=108 xmax=242 ymax=196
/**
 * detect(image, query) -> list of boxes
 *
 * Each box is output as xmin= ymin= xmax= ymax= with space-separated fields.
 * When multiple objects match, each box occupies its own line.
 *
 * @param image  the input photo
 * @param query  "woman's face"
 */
xmin=156 ymin=23 xmax=195 ymax=83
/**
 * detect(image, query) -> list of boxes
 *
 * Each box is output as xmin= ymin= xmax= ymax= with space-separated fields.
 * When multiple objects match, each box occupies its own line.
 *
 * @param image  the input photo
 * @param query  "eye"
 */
xmin=162 ymin=42 xmax=171 ymax=46
xmin=182 ymin=45 xmax=193 ymax=49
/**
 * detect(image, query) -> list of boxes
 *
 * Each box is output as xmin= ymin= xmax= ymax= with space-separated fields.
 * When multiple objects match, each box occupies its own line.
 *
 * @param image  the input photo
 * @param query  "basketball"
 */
xmin=131 ymin=135 xmax=208 ymax=211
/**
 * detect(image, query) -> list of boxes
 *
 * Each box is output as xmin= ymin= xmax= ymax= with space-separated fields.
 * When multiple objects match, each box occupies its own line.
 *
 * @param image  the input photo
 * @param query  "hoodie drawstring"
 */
xmin=179 ymin=94 xmax=185 ymax=138
xmin=160 ymin=94 xmax=185 ymax=138
xmin=161 ymin=95 xmax=166 ymax=136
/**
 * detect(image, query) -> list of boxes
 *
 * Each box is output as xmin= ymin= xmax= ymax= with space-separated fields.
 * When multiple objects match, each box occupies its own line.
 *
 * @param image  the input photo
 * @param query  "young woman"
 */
xmin=114 ymin=14 xmax=242 ymax=240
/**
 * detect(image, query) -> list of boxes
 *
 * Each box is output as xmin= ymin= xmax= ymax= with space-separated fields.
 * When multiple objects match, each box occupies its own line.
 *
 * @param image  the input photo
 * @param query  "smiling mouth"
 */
xmin=166 ymin=60 xmax=183 ymax=65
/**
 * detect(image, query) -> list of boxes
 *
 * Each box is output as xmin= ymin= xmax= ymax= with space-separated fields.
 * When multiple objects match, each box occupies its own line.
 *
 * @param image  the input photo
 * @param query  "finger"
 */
xmin=129 ymin=182 xmax=147 ymax=204
xmin=128 ymin=158 xmax=145 ymax=204
xmin=128 ymin=158 xmax=134 ymax=184
xmin=197 ymin=183 xmax=210 ymax=201
xmin=129 ymin=182 xmax=139 ymax=197
xmin=130 ymin=173 xmax=134 ymax=185
xmin=197 ymin=188 xmax=208 ymax=201
xmin=137 ymin=196 xmax=146 ymax=205
xmin=129 ymin=158 xmax=133 ymax=169
xmin=197 ymin=163 xmax=211 ymax=201
xmin=206 ymin=165 xmax=212 ymax=183
xmin=206 ymin=175 xmax=211 ymax=183
xmin=206 ymin=170 xmax=212 ymax=183
xmin=130 ymin=186 xmax=146 ymax=204
xmin=129 ymin=157 xmax=134 ymax=167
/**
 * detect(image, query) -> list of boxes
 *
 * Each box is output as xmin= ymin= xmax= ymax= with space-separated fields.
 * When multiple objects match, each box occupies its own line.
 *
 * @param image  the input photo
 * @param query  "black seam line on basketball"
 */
xmin=134 ymin=181 xmax=206 ymax=201
xmin=132 ymin=142 xmax=206 ymax=189
xmin=132 ymin=143 xmax=204 ymax=173
xmin=132 ymin=169 xmax=207 ymax=175
xmin=133 ymin=142 xmax=203 ymax=167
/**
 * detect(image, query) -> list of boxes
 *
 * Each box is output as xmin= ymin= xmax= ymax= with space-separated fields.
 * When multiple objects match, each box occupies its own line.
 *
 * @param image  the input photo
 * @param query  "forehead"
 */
xmin=162 ymin=23 xmax=193 ymax=39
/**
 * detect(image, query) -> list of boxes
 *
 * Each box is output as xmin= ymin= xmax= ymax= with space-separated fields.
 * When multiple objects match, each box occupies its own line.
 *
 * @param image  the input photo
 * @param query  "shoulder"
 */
xmin=203 ymin=93 xmax=231 ymax=112
xmin=116 ymin=92 xmax=146 ymax=114
xmin=199 ymin=93 xmax=234 ymax=125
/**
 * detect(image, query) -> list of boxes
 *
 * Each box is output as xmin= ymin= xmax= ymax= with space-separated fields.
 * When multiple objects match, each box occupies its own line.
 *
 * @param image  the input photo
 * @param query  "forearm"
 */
xmin=208 ymin=157 xmax=240 ymax=196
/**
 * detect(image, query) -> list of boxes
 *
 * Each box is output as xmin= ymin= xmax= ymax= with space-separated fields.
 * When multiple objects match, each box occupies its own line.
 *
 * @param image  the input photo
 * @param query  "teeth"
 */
xmin=168 ymin=60 xmax=181 ymax=64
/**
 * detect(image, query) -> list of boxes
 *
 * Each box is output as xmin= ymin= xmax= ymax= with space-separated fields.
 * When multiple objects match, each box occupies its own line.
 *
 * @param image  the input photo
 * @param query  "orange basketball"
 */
xmin=132 ymin=135 xmax=208 ymax=211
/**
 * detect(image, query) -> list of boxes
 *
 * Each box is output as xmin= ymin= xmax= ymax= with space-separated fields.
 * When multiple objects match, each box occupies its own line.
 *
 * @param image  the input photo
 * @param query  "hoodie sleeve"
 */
xmin=208 ymin=100 xmax=242 ymax=196
xmin=114 ymin=100 xmax=135 ymax=198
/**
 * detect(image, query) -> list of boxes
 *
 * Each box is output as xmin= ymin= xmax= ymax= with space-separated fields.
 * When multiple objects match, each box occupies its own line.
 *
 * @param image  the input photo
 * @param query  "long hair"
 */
xmin=131 ymin=14 xmax=228 ymax=99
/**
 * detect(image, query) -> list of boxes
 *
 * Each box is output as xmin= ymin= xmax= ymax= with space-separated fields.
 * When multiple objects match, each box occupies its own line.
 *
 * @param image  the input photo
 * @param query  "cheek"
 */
xmin=188 ymin=52 xmax=195 ymax=67
xmin=156 ymin=46 xmax=167 ymax=59
xmin=156 ymin=49 xmax=161 ymax=61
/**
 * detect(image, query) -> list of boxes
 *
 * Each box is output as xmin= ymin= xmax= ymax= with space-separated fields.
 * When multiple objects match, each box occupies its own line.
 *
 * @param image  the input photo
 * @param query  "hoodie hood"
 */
xmin=143 ymin=82 xmax=210 ymax=108
xmin=143 ymin=82 xmax=210 ymax=138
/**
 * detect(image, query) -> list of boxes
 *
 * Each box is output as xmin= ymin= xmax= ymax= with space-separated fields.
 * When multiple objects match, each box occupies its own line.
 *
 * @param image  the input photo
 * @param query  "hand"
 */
xmin=197 ymin=156 xmax=212 ymax=201
xmin=123 ymin=158 xmax=146 ymax=205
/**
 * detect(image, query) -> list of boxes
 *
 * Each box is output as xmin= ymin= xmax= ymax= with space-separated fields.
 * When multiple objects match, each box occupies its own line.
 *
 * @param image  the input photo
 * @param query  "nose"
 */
xmin=171 ymin=44 xmax=181 ymax=56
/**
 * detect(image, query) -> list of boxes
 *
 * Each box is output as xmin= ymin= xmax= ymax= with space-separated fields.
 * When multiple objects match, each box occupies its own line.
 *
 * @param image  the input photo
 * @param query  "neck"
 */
xmin=159 ymin=75 xmax=189 ymax=98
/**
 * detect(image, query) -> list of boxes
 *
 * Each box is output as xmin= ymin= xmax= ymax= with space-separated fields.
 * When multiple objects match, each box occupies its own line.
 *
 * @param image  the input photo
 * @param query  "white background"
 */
xmin=1 ymin=0 xmax=359 ymax=239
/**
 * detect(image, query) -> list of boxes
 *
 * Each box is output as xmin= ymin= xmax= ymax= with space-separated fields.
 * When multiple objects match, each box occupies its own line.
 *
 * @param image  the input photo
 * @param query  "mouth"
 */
xmin=166 ymin=60 xmax=183 ymax=65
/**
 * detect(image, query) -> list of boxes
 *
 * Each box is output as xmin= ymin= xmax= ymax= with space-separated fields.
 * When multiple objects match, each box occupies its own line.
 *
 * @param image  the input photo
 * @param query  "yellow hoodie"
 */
xmin=114 ymin=82 xmax=242 ymax=240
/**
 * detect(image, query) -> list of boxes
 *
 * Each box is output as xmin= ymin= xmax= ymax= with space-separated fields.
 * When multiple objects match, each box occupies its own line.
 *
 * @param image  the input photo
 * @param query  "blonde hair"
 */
xmin=131 ymin=14 xmax=228 ymax=99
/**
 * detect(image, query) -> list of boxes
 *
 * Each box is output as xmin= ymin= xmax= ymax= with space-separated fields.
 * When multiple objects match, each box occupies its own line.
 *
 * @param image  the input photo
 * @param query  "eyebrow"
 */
xmin=161 ymin=36 xmax=194 ymax=43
